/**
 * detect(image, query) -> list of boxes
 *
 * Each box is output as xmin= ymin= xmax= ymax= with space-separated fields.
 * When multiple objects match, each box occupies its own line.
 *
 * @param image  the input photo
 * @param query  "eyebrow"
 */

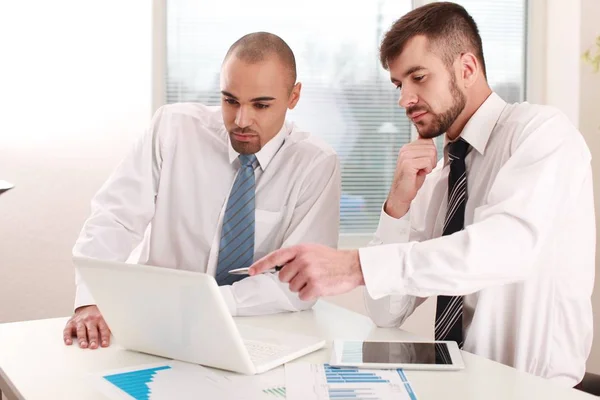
xmin=221 ymin=91 xmax=276 ymax=102
xmin=390 ymin=66 xmax=427 ymax=84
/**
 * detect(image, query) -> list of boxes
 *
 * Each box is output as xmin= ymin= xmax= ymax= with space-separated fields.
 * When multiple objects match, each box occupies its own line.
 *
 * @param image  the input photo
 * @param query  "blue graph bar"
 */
xmin=324 ymin=365 xmax=389 ymax=384
xmin=103 ymin=365 xmax=171 ymax=400
xmin=323 ymin=365 xmax=417 ymax=400
xmin=328 ymin=388 xmax=379 ymax=400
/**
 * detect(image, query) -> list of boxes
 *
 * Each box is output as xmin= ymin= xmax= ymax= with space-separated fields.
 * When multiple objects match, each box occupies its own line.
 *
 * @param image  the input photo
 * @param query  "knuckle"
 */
xmin=300 ymin=268 xmax=311 ymax=281
xmin=401 ymin=142 xmax=413 ymax=152
xmin=313 ymin=277 xmax=322 ymax=288
xmin=398 ymin=148 xmax=409 ymax=161
xmin=297 ymin=253 xmax=309 ymax=266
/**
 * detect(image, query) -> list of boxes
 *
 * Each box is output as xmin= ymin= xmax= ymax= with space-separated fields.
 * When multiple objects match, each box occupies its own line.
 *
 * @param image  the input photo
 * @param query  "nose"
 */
xmin=398 ymin=89 xmax=418 ymax=109
xmin=235 ymin=106 xmax=252 ymax=128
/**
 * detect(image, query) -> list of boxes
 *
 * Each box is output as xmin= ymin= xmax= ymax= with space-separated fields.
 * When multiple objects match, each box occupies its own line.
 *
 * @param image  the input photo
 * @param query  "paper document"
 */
xmin=90 ymin=360 xmax=280 ymax=400
xmin=212 ymin=366 xmax=286 ymax=398
xmin=285 ymin=363 xmax=418 ymax=400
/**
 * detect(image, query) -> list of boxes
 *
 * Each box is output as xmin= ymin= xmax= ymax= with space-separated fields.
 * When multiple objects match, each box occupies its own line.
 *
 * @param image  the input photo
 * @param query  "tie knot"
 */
xmin=448 ymin=138 xmax=470 ymax=160
xmin=238 ymin=154 xmax=257 ymax=168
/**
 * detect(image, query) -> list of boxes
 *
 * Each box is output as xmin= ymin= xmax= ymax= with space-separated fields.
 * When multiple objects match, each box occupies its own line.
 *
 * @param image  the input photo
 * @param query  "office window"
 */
xmin=164 ymin=0 xmax=527 ymax=238
xmin=452 ymin=0 xmax=527 ymax=102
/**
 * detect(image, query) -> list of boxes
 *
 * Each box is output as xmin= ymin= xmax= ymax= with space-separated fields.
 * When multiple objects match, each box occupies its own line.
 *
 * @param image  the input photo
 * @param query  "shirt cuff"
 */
xmin=359 ymin=242 xmax=413 ymax=300
xmin=74 ymin=281 xmax=96 ymax=311
xmin=219 ymin=285 xmax=238 ymax=317
xmin=374 ymin=203 xmax=411 ymax=244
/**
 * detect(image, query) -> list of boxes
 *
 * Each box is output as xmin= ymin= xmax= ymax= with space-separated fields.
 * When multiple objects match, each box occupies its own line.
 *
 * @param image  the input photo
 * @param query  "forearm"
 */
xmin=220 ymin=274 xmax=315 ymax=316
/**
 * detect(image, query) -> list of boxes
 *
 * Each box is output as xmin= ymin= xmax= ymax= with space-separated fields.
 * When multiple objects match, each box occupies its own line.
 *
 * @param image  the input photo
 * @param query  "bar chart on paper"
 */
xmin=262 ymin=386 xmax=286 ymax=398
xmin=91 ymin=361 xmax=279 ymax=399
xmin=101 ymin=365 xmax=172 ymax=400
xmin=285 ymin=363 xmax=418 ymax=400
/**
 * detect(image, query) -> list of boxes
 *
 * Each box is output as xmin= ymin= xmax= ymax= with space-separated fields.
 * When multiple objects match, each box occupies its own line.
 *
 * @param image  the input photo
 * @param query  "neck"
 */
xmin=445 ymin=85 xmax=493 ymax=140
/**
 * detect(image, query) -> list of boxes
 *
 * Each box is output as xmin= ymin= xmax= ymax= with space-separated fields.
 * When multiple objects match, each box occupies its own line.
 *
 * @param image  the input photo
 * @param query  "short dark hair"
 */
xmin=224 ymin=32 xmax=297 ymax=89
xmin=380 ymin=2 xmax=486 ymax=78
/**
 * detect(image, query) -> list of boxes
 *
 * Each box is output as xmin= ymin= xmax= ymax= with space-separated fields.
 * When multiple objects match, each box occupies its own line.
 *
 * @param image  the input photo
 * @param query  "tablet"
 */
xmin=329 ymin=340 xmax=465 ymax=371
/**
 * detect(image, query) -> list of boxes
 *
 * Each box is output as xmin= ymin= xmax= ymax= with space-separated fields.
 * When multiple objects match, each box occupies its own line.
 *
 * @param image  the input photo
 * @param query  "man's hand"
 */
xmin=385 ymin=138 xmax=437 ymax=218
xmin=249 ymin=244 xmax=364 ymax=301
xmin=63 ymin=305 xmax=111 ymax=349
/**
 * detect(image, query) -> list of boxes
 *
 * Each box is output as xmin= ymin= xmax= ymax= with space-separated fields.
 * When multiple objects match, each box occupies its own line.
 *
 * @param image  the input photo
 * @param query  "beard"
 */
xmin=408 ymin=74 xmax=467 ymax=139
xmin=228 ymin=128 xmax=261 ymax=154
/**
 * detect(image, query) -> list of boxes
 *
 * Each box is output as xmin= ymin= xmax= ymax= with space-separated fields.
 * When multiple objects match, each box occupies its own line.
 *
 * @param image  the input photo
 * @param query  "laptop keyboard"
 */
xmin=243 ymin=339 xmax=291 ymax=362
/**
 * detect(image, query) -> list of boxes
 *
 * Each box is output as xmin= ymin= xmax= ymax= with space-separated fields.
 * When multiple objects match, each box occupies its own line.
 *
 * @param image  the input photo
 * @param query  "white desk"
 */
xmin=0 ymin=301 xmax=593 ymax=399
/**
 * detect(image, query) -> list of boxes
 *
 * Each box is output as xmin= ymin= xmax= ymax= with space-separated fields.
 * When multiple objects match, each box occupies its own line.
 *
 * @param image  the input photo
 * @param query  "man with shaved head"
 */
xmin=63 ymin=32 xmax=341 ymax=350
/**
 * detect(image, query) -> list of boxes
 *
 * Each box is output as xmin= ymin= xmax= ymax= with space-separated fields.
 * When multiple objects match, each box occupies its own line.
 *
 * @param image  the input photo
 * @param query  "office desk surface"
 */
xmin=0 ymin=301 xmax=592 ymax=400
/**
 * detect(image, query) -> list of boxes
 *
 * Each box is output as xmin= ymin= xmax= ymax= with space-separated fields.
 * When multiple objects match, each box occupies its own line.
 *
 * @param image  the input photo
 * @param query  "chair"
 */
xmin=576 ymin=372 xmax=600 ymax=396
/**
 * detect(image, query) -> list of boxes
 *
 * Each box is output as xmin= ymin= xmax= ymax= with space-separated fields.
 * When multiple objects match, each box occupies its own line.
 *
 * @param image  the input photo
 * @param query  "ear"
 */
xmin=459 ymin=52 xmax=479 ymax=88
xmin=288 ymin=82 xmax=302 ymax=110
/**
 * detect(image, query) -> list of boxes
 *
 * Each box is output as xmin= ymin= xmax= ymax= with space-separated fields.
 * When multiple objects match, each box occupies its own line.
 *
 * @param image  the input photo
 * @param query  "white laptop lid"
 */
xmin=74 ymin=256 xmax=257 ymax=374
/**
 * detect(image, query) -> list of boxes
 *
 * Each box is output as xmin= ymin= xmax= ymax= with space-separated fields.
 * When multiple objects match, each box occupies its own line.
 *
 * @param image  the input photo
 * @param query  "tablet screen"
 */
xmin=341 ymin=341 xmax=453 ymax=365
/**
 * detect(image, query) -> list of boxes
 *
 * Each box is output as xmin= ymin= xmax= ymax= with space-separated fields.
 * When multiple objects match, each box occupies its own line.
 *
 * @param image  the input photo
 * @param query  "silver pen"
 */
xmin=228 ymin=265 xmax=283 ymax=275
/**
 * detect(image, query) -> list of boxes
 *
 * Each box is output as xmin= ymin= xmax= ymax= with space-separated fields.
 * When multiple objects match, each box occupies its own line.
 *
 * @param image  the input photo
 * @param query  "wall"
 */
xmin=579 ymin=0 xmax=600 ymax=374
xmin=545 ymin=0 xmax=581 ymax=126
xmin=0 ymin=1 xmax=152 ymax=322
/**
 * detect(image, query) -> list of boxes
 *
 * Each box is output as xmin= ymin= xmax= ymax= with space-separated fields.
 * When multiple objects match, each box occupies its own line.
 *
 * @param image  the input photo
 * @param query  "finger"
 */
xmin=406 ymin=157 xmax=436 ymax=174
xmin=86 ymin=321 xmax=99 ymax=349
xmin=401 ymin=145 xmax=435 ymax=154
xmin=414 ymin=137 xmax=435 ymax=146
xmin=249 ymin=246 xmax=298 ymax=275
xmin=288 ymin=269 xmax=308 ymax=292
xmin=76 ymin=322 xmax=89 ymax=349
xmin=399 ymin=148 xmax=437 ymax=162
xmin=63 ymin=321 xmax=75 ymax=346
xmin=278 ymin=260 xmax=301 ymax=283
xmin=400 ymin=137 xmax=435 ymax=151
xmin=405 ymin=140 xmax=435 ymax=150
xmin=298 ymin=283 xmax=319 ymax=302
xmin=98 ymin=319 xmax=111 ymax=347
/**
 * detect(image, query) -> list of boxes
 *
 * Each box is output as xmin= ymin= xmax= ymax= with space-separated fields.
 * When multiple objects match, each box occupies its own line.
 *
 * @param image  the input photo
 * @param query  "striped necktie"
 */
xmin=434 ymin=138 xmax=470 ymax=348
xmin=215 ymin=154 xmax=257 ymax=285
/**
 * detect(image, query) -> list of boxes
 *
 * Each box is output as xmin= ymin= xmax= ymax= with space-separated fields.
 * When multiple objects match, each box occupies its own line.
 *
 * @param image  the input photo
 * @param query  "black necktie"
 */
xmin=434 ymin=138 xmax=470 ymax=348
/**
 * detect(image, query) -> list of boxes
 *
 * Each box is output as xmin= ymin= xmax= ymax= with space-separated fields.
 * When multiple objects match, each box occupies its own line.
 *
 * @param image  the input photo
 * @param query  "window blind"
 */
xmin=165 ymin=0 xmax=527 ymax=236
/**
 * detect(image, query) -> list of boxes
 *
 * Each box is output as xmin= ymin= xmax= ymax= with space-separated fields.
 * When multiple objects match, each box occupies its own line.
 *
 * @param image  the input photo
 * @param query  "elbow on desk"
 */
xmin=363 ymin=294 xmax=418 ymax=329
xmin=290 ymin=296 xmax=317 ymax=312
xmin=368 ymin=313 xmax=405 ymax=329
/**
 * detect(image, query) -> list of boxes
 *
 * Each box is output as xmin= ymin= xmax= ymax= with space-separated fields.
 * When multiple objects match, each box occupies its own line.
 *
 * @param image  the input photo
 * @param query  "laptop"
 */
xmin=73 ymin=256 xmax=326 ymax=375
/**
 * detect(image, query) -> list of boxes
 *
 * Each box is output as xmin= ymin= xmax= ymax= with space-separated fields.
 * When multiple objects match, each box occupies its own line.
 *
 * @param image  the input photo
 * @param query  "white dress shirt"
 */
xmin=73 ymin=102 xmax=340 ymax=316
xmin=359 ymin=93 xmax=595 ymax=387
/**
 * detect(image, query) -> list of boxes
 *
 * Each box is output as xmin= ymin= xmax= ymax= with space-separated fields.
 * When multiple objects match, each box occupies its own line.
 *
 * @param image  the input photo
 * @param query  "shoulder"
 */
xmin=281 ymin=122 xmax=338 ymax=164
xmin=497 ymin=102 xmax=590 ymax=160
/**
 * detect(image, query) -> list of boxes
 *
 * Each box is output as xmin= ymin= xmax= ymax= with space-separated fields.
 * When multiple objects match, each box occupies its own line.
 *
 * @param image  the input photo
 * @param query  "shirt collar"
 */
xmin=228 ymin=122 xmax=289 ymax=171
xmin=443 ymin=92 xmax=506 ymax=164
